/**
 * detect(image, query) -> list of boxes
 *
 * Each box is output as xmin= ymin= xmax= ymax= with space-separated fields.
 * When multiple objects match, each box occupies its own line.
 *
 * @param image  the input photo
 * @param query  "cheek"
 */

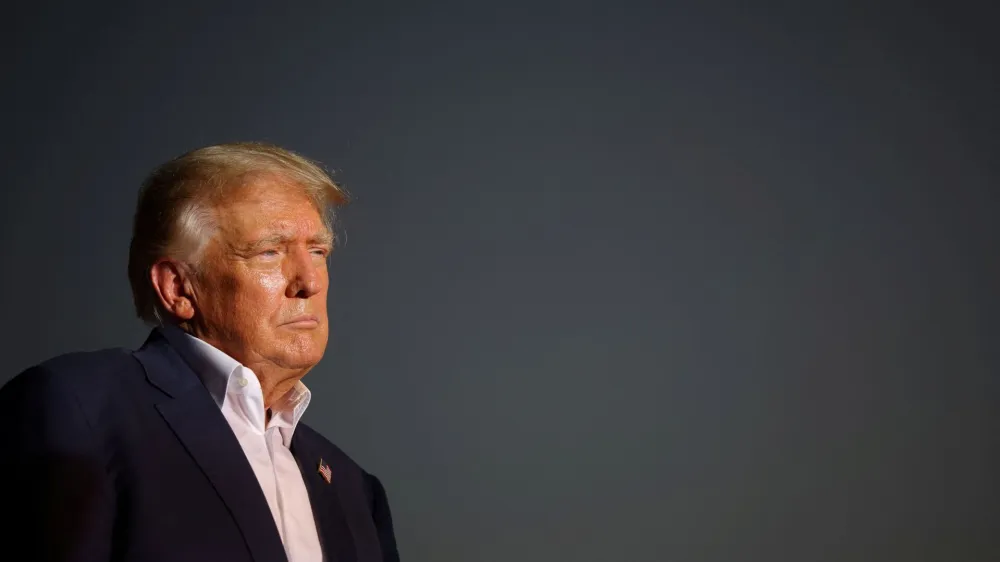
xmin=204 ymin=273 xmax=240 ymax=314
xmin=228 ymin=270 xmax=288 ymax=322
xmin=254 ymin=271 xmax=290 ymax=309
xmin=256 ymin=269 xmax=288 ymax=294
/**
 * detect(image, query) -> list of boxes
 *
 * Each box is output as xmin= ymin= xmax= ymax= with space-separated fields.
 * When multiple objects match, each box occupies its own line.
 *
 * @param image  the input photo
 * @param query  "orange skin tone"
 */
xmin=150 ymin=178 xmax=334 ymax=411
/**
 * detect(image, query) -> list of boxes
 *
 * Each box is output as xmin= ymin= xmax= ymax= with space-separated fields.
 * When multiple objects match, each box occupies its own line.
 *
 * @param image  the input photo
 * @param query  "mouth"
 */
xmin=281 ymin=314 xmax=321 ymax=329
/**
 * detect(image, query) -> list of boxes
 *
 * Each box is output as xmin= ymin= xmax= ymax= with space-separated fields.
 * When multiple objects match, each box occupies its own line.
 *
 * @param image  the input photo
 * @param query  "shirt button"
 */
xmin=237 ymin=378 xmax=249 ymax=387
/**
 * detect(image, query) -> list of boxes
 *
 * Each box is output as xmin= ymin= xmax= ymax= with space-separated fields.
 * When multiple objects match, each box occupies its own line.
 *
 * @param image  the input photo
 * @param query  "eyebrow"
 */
xmin=240 ymin=231 xmax=334 ymax=253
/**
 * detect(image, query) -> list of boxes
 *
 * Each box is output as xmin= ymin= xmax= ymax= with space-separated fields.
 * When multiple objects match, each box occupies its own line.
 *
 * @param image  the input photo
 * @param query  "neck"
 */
xmin=177 ymin=322 xmax=306 ymax=409
xmin=247 ymin=362 xmax=303 ymax=409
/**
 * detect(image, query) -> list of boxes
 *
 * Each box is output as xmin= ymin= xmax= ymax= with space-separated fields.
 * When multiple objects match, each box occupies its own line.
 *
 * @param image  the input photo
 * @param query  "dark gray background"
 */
xmin=3 ymin=3 xmax=997 ymax=561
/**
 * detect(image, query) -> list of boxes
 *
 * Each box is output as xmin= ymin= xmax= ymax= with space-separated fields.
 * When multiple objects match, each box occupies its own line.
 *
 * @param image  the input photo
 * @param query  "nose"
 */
xmin=286 ymin=247 xmax=325 ymax=298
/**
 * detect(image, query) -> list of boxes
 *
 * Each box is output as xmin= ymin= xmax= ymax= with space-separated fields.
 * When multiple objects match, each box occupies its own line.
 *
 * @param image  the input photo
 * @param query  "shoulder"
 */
xmin=0 ymin=348 xmax=141 ymax=461
xmin=1 ymin=347 xmax=140 ymax=410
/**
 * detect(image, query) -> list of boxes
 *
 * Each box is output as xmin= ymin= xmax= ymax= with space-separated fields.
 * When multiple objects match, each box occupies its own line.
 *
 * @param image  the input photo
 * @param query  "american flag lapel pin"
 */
xmin=318 ymin=458 xmax=332 ymax=484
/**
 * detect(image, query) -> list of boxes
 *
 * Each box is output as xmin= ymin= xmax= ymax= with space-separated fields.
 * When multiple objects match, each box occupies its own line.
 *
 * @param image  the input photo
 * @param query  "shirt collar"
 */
xmin=160 ymin=324 xmax=312 ymax=444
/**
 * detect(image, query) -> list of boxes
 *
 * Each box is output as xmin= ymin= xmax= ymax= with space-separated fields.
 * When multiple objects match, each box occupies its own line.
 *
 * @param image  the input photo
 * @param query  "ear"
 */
xmin=149 ymin=259 xmax=197 ymax=321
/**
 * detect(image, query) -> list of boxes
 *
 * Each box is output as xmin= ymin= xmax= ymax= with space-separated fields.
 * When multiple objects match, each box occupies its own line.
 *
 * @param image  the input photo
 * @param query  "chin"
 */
xmin=280 ymin=339 xmax=327 ymax=370
xmin=272 ymin=351 xmax=325 ymax=373
xmin=260 ymin=327 xmax=326 ymax=366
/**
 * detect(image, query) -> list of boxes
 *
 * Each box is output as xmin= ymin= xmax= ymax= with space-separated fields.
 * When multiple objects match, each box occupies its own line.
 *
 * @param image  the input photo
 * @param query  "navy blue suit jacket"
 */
xmin=0 ymin=329 xmax=400 ymax=562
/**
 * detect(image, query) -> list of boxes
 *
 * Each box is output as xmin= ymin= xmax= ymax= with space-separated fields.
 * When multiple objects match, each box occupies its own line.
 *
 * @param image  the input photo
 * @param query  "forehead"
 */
xmin=212 ymin=178 xmax=327 ymax=239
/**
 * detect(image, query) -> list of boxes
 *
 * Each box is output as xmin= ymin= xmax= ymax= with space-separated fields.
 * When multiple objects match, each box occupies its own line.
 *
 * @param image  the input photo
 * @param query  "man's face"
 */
xmin=189 ymin=178 xmax=332 ymax=374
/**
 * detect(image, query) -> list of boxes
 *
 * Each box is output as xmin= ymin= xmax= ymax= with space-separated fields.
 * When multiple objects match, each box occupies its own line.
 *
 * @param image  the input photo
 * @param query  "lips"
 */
xmin=281 ymin=314 xmax=320 ymax=328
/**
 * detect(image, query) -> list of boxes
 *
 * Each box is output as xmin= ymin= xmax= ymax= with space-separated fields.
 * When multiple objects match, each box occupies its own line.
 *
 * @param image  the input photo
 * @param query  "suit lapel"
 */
xmin=134 ymin=330 xmax=288 ymax=562
xmin=291 ymin=432 xmax=357 ymax=562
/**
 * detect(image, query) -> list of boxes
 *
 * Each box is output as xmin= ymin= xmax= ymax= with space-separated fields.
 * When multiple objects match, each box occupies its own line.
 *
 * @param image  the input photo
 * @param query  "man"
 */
xmin=0 ymin=142 xmax=400 ymax=562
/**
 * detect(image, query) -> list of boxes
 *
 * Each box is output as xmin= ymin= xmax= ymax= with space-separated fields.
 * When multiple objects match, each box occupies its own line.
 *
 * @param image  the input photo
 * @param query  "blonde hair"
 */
xmin=127 ymin=141 xmax=348 ymax=324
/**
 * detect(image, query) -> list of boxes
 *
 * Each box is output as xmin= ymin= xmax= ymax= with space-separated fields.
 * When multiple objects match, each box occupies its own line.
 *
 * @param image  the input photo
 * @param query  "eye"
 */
xmin=259 ymin=249 xmax=280 ymax=257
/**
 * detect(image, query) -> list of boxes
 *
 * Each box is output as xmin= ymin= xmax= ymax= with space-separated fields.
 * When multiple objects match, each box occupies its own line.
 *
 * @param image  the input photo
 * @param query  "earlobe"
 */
xmin=150 ymin=260 xmax=197 ymax=321
xmin=172 ymin=296 xmax=195 ymax=320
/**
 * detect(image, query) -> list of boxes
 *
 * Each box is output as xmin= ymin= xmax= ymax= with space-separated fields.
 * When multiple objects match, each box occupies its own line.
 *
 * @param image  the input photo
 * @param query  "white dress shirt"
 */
xmin=162 ymin=325 xmax=324 ymax=562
